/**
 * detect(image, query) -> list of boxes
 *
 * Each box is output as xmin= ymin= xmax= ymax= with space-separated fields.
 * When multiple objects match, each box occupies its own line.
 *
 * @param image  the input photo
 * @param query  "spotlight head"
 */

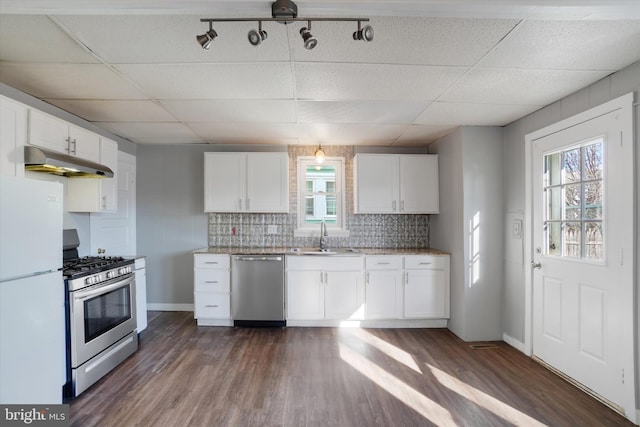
xmin=300 ymin=27 xmax=317 ymax=50
xmin=353 ymin=24 xmax=374 ymax=42
xmin=196 ymin=29 xmax=218 ymax=50
xmin=248 ymin=29 xmax=268 ymax=46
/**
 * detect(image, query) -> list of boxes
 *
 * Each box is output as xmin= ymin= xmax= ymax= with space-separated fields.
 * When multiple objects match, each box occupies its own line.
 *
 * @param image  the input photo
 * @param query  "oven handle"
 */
xmin=74 ymin=275 xmax=134 ymax=301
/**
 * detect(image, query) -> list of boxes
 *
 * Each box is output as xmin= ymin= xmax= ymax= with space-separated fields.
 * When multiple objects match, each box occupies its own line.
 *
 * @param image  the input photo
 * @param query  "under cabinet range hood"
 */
xmin=24 ymin=146 xmax=114 ymax=178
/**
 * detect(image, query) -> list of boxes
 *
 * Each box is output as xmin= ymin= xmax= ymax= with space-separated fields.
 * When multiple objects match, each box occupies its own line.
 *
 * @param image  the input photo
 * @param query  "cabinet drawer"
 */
xmin=194 ymin=254 xmax=230 ymax=269
xmin=194 ymin=293 xmax=230 ymax=319
xmin=404 ymin=255 xmax=447 ymax=269
xmin=286 ymin=255 xmax=363 ymax=271
xmin=365 ymin=256 xmax=402 ymax=270
xmin=194 ymin=269 xmax=230 ymax=292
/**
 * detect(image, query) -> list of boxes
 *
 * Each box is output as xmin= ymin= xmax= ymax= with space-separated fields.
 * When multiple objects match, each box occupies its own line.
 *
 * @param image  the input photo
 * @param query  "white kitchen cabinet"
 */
xmin=134 ymin=258 xmax=148 ymax=333
xmin=28 ymin=109 xmax=100 ymax=162
xmin=403 ymin=255 xmax=450 ymax=319
xmin=365 ymin=256 xmax=403 ymax=319
xmin=0 ymin=95 xmax=26 ymax=178
xmin=67 ymin=137 xmax=118 ymax=212
xmin=286 ymin=255 xmax=364 ymax=321
xmin=193 ymin=254 xmax=232 ymax=326
xmin=354 ymin=154 xmax=439 ymax=214
xmin=204 ymin=152 xmax=288 ymax=213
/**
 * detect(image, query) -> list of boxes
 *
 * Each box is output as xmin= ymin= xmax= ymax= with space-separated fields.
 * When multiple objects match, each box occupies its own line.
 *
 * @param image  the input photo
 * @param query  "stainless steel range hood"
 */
xmin=24 ymin=146 xmax=114 ymax=178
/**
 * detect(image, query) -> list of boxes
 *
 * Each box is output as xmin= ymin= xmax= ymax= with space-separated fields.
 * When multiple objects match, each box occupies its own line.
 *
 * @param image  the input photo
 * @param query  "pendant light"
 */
xmin=314 ymin=145 xmax=326 ymax=164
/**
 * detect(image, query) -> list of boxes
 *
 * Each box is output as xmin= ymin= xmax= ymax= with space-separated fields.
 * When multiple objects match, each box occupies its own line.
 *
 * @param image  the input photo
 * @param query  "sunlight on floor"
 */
xmin=339 ymin=343 xmax=458 ymax=427
xmin=342 ymin=328 xmax=422 ymax=373
xmin=427 ymin=364 xmax=547 ymax=427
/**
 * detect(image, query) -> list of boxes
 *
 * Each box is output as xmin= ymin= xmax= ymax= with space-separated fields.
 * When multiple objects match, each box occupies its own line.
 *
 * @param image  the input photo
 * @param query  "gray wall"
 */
xmin=430 ymin=126 xmax=504 ymax=341
xmin=500 ymin=60 xmax=640 ymax=346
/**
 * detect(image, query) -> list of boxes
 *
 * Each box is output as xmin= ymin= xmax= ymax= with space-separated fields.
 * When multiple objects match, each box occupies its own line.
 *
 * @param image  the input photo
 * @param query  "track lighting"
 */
xmin=196 ymin=22 xmax=218 ymax=50
xmin=353 ymin=21 xmax=374 ymax=42
xmin=314 ymin=145 xmax=325 ymax=164
xmin=197 ymin=0 xmax=371 ymax=51
xmin=300 ymin=22 xmax=317 ymax=50
xmin=248 ymin=21 xmax=268 ymax=46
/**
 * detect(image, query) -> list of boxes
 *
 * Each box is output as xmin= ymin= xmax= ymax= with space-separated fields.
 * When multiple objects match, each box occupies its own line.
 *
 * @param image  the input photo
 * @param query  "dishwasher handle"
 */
xmin=234 ymin=256 xmax=283 ymax=262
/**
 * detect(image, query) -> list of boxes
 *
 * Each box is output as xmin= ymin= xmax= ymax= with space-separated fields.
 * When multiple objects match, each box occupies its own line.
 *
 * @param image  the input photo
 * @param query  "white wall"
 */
xmin=430 ymin=126 xmax=504 ymax=341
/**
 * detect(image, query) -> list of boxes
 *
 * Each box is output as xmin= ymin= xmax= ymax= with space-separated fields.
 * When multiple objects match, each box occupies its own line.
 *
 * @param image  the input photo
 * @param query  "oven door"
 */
xmin=69 ymin=274 xmax=137 ymax=367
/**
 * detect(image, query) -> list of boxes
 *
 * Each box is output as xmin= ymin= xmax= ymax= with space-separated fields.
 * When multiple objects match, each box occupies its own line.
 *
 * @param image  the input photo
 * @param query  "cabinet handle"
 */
xmin=246 ymin=198 xmax=250 ymax=210
xmin=238 ymin=199 xmax=242 ymax=210
xmin=71 ymin=138 xmax=77 ymax=155
xmin=101 ymin=195 xmax=107 ymax=209
xmin=205 ymin=304 xmax=219 ymax=308
xmin=376 ymin=262 xmax=390 ymax=265
xmin=400 ymin=200 xmax=405 ymax=212
xmin=65 ymin=137 xmax=71 ymax=153
xmin=392 ymin=200 xmax=396 ymax=211
xmin=205 ymin=262 xmax=219 ymax=264
xmin=320 ymin=272 xmax=324 ymax=284
xmin=205 ymin=281 xmax=219 ymax=284
xmin=365 ymin=272 xmax=369 ymax=284
xmin=418 ymin=262 xmax=432 ymax=265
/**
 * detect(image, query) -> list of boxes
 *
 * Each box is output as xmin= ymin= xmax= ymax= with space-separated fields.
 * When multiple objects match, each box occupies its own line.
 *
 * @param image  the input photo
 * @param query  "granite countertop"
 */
xmin=193 ymin=247 xmax=449 ymax=256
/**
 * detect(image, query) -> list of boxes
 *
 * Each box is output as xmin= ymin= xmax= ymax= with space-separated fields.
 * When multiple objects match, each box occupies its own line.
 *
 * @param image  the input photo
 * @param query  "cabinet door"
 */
xmin=404 ymin=269 xmax=446 ymax=318
xmin=399 ymin=155 xmax=439 ymax=214
xmin=194 ymin=293 xmax=231 ymax=319
xmin=0 ymin=96 xmax=26 ymax=178
xmin=246 ymin=152 xmax=288 ymax=212
xmin=325 ymin=271 xmax=364 ymax=319
xmin=28 ymin=109 xmax=69 ymax=154
xmin=366 ymin=270 xmax=403 ymax=319
xmin=135 ymin=266 xmax=147 ymax=333
xmin=286 ymin=270 xmax=324 ymax=320
xmin=204 ymin=152 xmax=246 ymax=212
xmin=69 ymin=125 xmax=100 ymax=162
xmin=354 ymin=154 xmax=398 ymax=213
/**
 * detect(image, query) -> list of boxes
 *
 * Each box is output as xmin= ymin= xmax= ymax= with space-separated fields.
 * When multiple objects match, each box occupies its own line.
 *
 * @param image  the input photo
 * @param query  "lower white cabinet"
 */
xmin=286 ymin=256 xmax=364 ymax=321
xmin=365 ymin=256 xmax=403 ymax=319
xmin=193 ymin=254 xmax=231 ymax=326
xmin=134 ymin=257 xmax=148 ymax=333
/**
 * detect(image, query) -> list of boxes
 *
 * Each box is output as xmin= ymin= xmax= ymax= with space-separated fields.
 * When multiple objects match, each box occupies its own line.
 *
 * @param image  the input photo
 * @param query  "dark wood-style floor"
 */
xmin=70 ymin=311 xmax=633 ymax=426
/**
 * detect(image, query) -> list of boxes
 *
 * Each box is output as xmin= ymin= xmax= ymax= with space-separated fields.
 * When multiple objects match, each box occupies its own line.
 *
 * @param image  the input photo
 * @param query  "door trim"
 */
xmin=524 ymin=92 xmax=635 ymax=419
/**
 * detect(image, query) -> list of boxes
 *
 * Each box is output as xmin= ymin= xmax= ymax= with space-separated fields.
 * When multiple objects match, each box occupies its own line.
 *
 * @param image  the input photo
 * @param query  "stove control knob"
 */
xmin=85 ymin=276 xmax=93 ymax=285
xmin=106 ymin=271 xmax=113 ymax=279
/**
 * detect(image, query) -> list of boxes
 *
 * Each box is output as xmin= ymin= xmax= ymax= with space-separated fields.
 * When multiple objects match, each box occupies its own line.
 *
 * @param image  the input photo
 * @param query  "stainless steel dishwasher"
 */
xmin=231 ymin=255 xmax=285 ymax=327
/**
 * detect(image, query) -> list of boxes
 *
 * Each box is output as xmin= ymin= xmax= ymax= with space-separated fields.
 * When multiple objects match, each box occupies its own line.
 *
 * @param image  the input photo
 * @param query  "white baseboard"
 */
xmin=287 ymin=319 xmax=448 ymax=328
xmin=503 ymin=333 xmax=527 ymax=354
xmin=147 ymin=303 xmax=194 ymax=312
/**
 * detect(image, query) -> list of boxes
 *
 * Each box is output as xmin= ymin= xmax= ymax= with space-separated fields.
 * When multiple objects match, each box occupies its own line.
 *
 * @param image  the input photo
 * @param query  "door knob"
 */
xmin=531 ymin=261 xmax=542 ymax=269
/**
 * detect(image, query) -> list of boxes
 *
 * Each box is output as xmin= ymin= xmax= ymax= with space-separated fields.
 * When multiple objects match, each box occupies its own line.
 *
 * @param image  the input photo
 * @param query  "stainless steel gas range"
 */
xmin=62 ymin=230 xmax=138 ymax=398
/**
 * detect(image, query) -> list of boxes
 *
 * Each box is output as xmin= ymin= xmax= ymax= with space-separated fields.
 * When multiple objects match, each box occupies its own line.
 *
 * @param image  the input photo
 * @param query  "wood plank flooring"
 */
xmin=70 ymin=312 xmax=634 ymax=426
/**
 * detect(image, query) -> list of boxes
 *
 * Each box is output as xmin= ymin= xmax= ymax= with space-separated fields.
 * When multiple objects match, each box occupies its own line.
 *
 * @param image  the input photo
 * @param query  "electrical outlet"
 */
xmin=267 ymin=225 xmax=278 ymax=235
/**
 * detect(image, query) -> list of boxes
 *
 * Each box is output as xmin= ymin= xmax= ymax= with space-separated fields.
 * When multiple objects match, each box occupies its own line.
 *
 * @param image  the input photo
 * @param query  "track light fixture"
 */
xmin=196 ymin=22 xmax=218 ymax=50
xmin=197 ymin=0 xmax=371 ymax=51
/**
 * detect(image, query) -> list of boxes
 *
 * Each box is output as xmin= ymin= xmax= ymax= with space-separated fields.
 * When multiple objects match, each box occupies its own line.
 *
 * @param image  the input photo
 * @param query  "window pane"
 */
xmin=326 ymin=181 xmax=335 ymax=193
xmin=306 ymin=180 xmax=313 ymax=192
xmin=564 ymin=184 xmax=581 ymax=220
xmin=584 ymin=222 xmax=603 ymax=260
xmin=545 ymin=187 xmax=562 ymax=221
xmin=583 ymin=142 xmax=603 ymax=180
xmin=305 ymin=197 xmax=314 ymax=216
xmin=545 ymin=222 xmax=561 ymax=256
xmin=563 ymin=148 xmax=581 ymax=184
xmin=544 ymin=152 xmax=562 ymax=187
xmin=564 ymin=222 xmax=581 ymax=258
xmin=304 ymin=164 xmax=337 ymax=225
xmin=584 ymin=182 xmax=602 ymax=219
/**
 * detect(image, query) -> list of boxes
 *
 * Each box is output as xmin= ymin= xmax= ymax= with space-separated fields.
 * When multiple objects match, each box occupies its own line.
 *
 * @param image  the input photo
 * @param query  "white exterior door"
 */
xmin=530 ymin=100 xmax=634 ymax=418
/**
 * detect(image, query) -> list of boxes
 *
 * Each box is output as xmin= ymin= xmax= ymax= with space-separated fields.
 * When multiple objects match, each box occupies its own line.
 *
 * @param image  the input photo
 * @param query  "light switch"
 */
xmin=512 ymin=220 xmax=522 ymax=239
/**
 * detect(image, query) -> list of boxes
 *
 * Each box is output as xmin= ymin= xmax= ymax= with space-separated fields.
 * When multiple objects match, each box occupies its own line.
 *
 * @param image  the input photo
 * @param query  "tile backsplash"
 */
xmin=207 ymin=145 xmax=430 ymax=249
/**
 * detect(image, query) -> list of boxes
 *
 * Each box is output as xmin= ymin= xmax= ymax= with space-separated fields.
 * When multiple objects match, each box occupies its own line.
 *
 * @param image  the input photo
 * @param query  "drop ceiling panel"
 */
xmin=160 ymin=100 xmax=296 ymax=123
xmin=115 ymin=63 xmax=294 ymax=99
xmin=289 ymin=17 xmax=519 ymax=66
xmin=439 ymin=68 xmax=611 ymax=106
xmin=478 ymin=20 xmax=640 ymax=71
xmin=97 ymin=122 xmax=201 ymax=140
xmin=0 ymin=63 xmax=147 ymax=100
xmin=297 ymin=123 xmax=407 ymax=144
xmin=44 ymin=99 xmax=177 ymax=122
xmin=295 ymin=63 xmax=465 ymax=101
xmin=415 ymin=102 xmax=541 ymax=126
xmin=56 ymin=15 xmax=292 ymax=64
xmin=297 ymin=100 xmax=429 ymax=124
xmin=188 ymin=122 xmax=298 ymax=142
xmin=0 ymin=15 xmax=98 ymax=63
xmin=395 ymin=124 xmax=457 ymax=145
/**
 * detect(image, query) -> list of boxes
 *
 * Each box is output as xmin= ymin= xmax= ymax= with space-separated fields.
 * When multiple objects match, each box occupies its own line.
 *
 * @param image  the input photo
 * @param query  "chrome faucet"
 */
xmin=319 ymin=220 xmax=329 ymax=251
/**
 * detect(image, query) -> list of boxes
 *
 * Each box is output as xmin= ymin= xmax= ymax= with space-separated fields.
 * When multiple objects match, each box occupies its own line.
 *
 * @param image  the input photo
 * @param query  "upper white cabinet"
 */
xmin=0 ymin=95 xmax=27 ymax=178
xmin=67 ymin=138 xmax=118 ymax=212
xmin=28 ymin=109 xmax=100 ymax=163
xmin=204 ymin=152 xmax=288 ymax=213
xmin=354 ymin=154 xmax=439 ymax=214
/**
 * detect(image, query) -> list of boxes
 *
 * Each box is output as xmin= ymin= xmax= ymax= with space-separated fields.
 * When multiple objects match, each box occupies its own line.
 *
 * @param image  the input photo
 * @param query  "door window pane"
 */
xmin=564 ymin=222 xmax=581 ymax=258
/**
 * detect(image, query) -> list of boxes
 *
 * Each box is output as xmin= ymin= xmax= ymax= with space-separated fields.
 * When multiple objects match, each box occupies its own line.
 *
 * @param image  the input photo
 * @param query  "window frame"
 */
xmin=294 ymin=156 xmax=349 ymax=238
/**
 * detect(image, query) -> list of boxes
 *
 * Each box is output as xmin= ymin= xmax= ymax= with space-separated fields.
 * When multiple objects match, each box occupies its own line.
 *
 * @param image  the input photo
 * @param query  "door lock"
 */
xmin=531 ymin=261 xmax=542 ymax=270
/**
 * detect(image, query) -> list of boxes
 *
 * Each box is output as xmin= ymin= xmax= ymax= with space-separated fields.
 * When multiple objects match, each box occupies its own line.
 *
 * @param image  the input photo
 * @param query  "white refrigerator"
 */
xmin=0 ymin=175 xmax=65 ymax=404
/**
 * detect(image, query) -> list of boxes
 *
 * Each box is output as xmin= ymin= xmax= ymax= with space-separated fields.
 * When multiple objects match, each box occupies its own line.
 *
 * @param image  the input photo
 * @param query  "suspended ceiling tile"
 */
xmin=478 ymin=20 xmax=640 ymax=71
xmin=395 ymin=124 xmax=457 ymax=145
xmin=115 ymin=63 xmax=294 ymax=99
xmin=159 ymin=99 xmax=296 ymax=123
xmin=297 ymin=100 xmax=429 ymax=124
xmin=295 ymin=63 xmax=465 ymax=101
xmin=439 ymin=68 xmax=611 ymax=106
xmin=97 ymin=122 xmax=201 ymax=139
xmin=0 ymin=63 xmax=147 ymax=100
xmin=297 ymin=123 xmax=407 ymax=144
xmin=187 ymin=122 xmax=298 ymax=142
xmin=44 ymin=99 xmax=177 ymax=122
xmin=290 ymin=17 xmax=519 ymax=66
xmin=56 ymin=15 xmax=292 ymax=64
xmin=414 ymin=102 xmax=542 ymax=126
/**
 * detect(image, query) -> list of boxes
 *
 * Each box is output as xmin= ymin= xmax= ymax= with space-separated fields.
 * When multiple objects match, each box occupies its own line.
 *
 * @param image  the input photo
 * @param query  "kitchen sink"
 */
xmin=302 ymin=250 xmax=337 ymax=255
xmin=289 ymin=248 xmax=362 ymax=256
